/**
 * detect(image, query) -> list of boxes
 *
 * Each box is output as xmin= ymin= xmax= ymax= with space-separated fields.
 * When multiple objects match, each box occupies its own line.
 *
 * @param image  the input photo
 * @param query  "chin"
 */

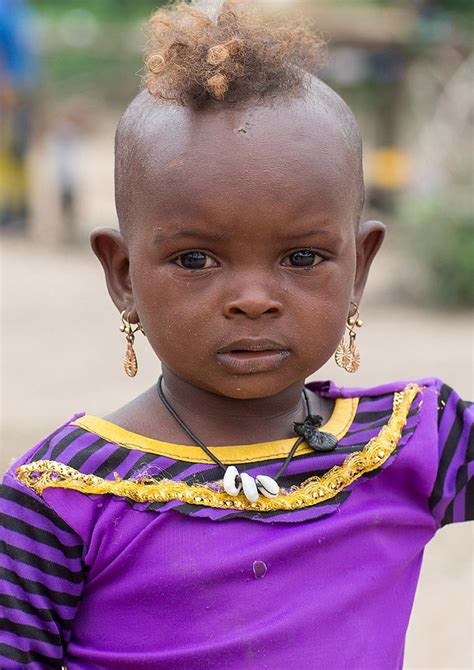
xmin=206 ymin=372 xmax=300 ymax=400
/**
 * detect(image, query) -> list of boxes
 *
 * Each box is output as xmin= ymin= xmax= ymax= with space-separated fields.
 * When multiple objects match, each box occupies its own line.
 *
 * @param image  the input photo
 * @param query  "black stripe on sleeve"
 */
xmin=166 ymin=460 xmax=205 ymax=479
xmin=31 ymin=424 xmax=74 ymax=462
xmin=441 ymin=498 xmax=454 ymax=526
xmin=93 ymin=446 xmax=132 ymax=479
xmin=50 ymin=428 xmax=87 ymax=460
xmin=429 ymin=391 xmax=469 ymax=511
xmin=0 ymin=513 xmax=83 ymax=560
xmin=437 ymin=383 xmax=452 ymax=428
xmin=0 ymin=568 xmax=80 ymax=609
xmin=349 ymin=409 xmax=393 ymax=422
xmin=466 ymin=474 xmax=474 ymax=522
xmin=124 ymin=452 xmax=162 ymax=479
xmin=466 ymin=422 xmax=474 ymax=521
xmin=347 ymin=407 xmax=419 ymax=439
xmin=0 ymin=617 xmax=62 ymax=648
xmin=0 ymin=642 xmax=62 ymax=669
xmin=67 ymin=438 xmax=108 ymax=470
xmin=0 ymin=541 xmax=84 ymax=584
xmin=0 ymin=593 xmax=74 ymax=631
xmin=126 ymin=455 xmax=194 ymax=484
xmin=445 ymin=421 xmax=474 ymax=525
xmin=0 ymin=483 xmax=75 ymax=535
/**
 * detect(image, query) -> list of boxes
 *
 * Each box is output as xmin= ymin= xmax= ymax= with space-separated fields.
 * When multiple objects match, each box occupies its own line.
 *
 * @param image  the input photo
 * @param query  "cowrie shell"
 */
xmin=223 ymin=466 xmax=242 ymax=496
xmin=255 ymin=474 xmax=280 ymax=498
xmin=240 ymin=472 xmax=259 ymax=503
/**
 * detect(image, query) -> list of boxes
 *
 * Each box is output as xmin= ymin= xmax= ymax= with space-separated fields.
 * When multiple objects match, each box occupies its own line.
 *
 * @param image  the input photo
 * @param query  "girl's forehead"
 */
xmin=116 ymin=90 xmax=362 ymax=234
xmin=142 ymin=97 xmax=354 ymax=180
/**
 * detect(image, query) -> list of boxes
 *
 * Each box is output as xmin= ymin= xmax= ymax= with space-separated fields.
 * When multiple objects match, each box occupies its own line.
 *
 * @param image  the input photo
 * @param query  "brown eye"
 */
xmin=174 ymin=251 xmax=217 ymax=270
xmin=283 ymin=250 xmax=323 ymax=268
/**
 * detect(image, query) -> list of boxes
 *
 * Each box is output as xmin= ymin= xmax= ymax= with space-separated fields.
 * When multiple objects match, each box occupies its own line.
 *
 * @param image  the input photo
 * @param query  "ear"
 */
xmin=352 ymin=220 xmax=386 ymax=305
xmin=90 ymin=227 xmax=137 ymax=320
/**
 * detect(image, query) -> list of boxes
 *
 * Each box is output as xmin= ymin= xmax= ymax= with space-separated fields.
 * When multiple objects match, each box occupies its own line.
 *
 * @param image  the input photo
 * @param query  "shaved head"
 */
xmin=114 ymin=75 xmax=365 ymax=238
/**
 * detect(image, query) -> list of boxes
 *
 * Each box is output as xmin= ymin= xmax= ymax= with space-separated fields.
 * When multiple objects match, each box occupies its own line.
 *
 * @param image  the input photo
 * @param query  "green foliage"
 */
xmin=364 ymin=0 xmax=472 ymax=11
xmin=30 ymin=0 xmax=167 ymax=22
xmin=400 ymin=197 xmax=474 ymax=307
xmin=43 ymin=49 xmax=143 ymax=104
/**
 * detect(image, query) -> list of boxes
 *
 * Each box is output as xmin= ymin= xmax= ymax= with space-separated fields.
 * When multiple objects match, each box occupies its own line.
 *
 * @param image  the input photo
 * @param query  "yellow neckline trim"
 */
xmin=16 ymin=384 xmax=422 ymax=511
xmin=70 ymin=396 xmax=358 ymax=464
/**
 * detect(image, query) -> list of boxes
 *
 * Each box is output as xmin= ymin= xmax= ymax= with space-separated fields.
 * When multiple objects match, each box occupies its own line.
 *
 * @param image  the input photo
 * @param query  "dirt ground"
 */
xmin=0 ymin=123 xmax=472 ymax=668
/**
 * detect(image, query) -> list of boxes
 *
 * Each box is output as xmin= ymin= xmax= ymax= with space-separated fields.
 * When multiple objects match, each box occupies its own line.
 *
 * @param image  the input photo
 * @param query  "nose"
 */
xmin=222 ymin=285 xmax=283 ymax=320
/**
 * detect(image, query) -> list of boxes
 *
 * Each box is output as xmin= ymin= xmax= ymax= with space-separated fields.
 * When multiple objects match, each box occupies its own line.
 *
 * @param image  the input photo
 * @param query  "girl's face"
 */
xmin=93 ymin=96 xmax=384 ymax=399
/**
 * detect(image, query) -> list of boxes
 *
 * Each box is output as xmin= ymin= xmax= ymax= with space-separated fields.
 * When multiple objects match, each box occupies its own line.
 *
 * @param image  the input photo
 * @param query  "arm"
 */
xmin=0 ymin=471 xmax=85 ymax=669
xmin=428 ymin=380 xmax=473 ymax=528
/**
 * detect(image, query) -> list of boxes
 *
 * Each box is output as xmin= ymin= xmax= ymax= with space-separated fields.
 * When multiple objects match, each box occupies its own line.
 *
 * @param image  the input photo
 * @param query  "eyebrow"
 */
xmin=153 ymin=223 xmax=340 ymax=245
xmin=153 ymin=229 xmax=231 ymax=243
xmin=282 ymin=226 xmax=333 ymax=240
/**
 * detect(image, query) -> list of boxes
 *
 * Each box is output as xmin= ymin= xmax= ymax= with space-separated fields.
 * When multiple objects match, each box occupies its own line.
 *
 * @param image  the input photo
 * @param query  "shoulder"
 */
xmin=309 ymin=377 xmax=444 ymax=430
xmin=310 ymin=376 xmax=444 ymax=399
xmin=5 ymin=410 xmax=126 ymax=480
xmin=1 ymin=413 xmax=96 ymax=547
xmin=319 ymin=376 xmax=473 ymax=430
xmin=7 ymin=411 xmax=159 ymax=502
xmin=4 ymin=412 xmax=88 ymax=476
xmin=311 ymin=377 xmax=462 ymax=450
xmin=315 ymin=377 xmax=472 ymax=527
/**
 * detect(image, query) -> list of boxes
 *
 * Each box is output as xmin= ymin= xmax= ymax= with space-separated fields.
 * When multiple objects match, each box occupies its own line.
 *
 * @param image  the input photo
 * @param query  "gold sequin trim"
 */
xmin=16 ymin=384 xmax=422 ymax=512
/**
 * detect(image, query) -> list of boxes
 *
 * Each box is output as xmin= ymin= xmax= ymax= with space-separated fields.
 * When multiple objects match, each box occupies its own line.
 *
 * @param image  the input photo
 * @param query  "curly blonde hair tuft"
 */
xmin=144 ymin=0 xmax=327 ymax=108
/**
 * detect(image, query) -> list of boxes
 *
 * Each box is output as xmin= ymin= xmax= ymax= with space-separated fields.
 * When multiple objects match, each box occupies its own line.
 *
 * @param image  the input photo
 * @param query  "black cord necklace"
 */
xmin=157 ymin=375 xmax=338 ymax=503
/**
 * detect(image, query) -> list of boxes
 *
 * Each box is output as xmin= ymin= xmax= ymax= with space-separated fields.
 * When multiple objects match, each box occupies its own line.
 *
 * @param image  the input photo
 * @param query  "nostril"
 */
xmin=228 ymin=306 xmax=247 ymax=316
xmin=225 ymin=305 xmax=281 ymax=319
xmin=223 ymin=297 xmax=283 ymax=319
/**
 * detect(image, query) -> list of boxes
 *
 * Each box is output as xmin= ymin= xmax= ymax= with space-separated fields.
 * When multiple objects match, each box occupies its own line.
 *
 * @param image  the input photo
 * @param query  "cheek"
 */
xmin=294 ymin=298 xmax=349 ymax=372
xmin=130 ymin=265 xmax=216 ymax=359
xmin=288 ymin=259 xmax=355 ymax=364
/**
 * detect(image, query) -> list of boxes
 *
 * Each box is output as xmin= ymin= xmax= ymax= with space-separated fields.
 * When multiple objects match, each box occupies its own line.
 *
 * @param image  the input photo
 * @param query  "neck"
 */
xmin=160 ymin=366 xmax=307 ymax=423
xmin=154 ymin=367 xmax=334 ymax=446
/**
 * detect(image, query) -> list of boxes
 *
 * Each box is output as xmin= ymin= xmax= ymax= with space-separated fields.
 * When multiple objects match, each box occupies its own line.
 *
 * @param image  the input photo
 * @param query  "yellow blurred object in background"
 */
xmin=370 ymin=147 xmax=410 ymax=190
xmin=0 ymin=110 xmax=28 ymax=222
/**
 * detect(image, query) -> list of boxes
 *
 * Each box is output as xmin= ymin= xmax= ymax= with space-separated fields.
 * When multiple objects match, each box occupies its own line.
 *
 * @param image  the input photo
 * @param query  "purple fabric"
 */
xmin=0 ymin=378 xmax=472 ymax=669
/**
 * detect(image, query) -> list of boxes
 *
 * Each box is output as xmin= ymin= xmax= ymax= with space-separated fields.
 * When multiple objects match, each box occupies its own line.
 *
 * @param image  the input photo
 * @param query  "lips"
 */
xmin=217 ymin=338 xmax=288 ymax=354
xmin=216 ymin=338 xmax=290 ymax=374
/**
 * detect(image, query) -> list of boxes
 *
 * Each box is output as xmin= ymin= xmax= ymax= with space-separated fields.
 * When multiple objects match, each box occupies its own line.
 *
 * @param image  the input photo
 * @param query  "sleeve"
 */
xmin=428 ymin=380 xmax=474 ymax=528
xmin=0 ymin=469 xmax=86 ymax=669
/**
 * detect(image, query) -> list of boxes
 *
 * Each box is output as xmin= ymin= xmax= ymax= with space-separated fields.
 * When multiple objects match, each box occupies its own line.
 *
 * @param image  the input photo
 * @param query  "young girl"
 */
xmin=1 ymin=2 xmax=472 ymax=668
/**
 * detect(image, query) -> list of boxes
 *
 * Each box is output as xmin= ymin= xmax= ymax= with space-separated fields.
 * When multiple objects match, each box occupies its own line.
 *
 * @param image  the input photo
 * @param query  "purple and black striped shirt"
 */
xmin=0 ymin=377 xmax=472 ymax=669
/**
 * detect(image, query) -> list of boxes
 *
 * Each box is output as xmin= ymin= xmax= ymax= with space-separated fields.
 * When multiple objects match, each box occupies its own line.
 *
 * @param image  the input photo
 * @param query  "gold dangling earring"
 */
xmin=335 ymin=301 xmax=363 ymax=373
xmin=119 ymin=310 xmax=145 ymax=377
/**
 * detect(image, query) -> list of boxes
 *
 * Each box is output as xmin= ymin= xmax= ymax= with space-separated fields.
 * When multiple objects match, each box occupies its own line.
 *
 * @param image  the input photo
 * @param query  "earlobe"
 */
xmin=352 ymin=219 xmax=386 ymax=304
xmin=90 ymin=227 xmax=135 ymax=317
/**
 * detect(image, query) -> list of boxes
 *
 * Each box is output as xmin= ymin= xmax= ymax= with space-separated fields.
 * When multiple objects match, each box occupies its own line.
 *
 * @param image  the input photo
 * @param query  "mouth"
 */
xmin=216 ymin=338 xmax=291 ymax=374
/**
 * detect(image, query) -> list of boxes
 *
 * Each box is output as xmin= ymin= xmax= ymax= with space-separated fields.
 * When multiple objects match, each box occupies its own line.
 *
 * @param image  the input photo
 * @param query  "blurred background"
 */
xmin=1 ymin=0 xmax=473 ymax=667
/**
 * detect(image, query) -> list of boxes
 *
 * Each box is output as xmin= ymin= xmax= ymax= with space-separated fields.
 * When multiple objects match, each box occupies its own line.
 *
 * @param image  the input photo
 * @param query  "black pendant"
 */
xmin=293 ymin=414 xmax=338 ymax=452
